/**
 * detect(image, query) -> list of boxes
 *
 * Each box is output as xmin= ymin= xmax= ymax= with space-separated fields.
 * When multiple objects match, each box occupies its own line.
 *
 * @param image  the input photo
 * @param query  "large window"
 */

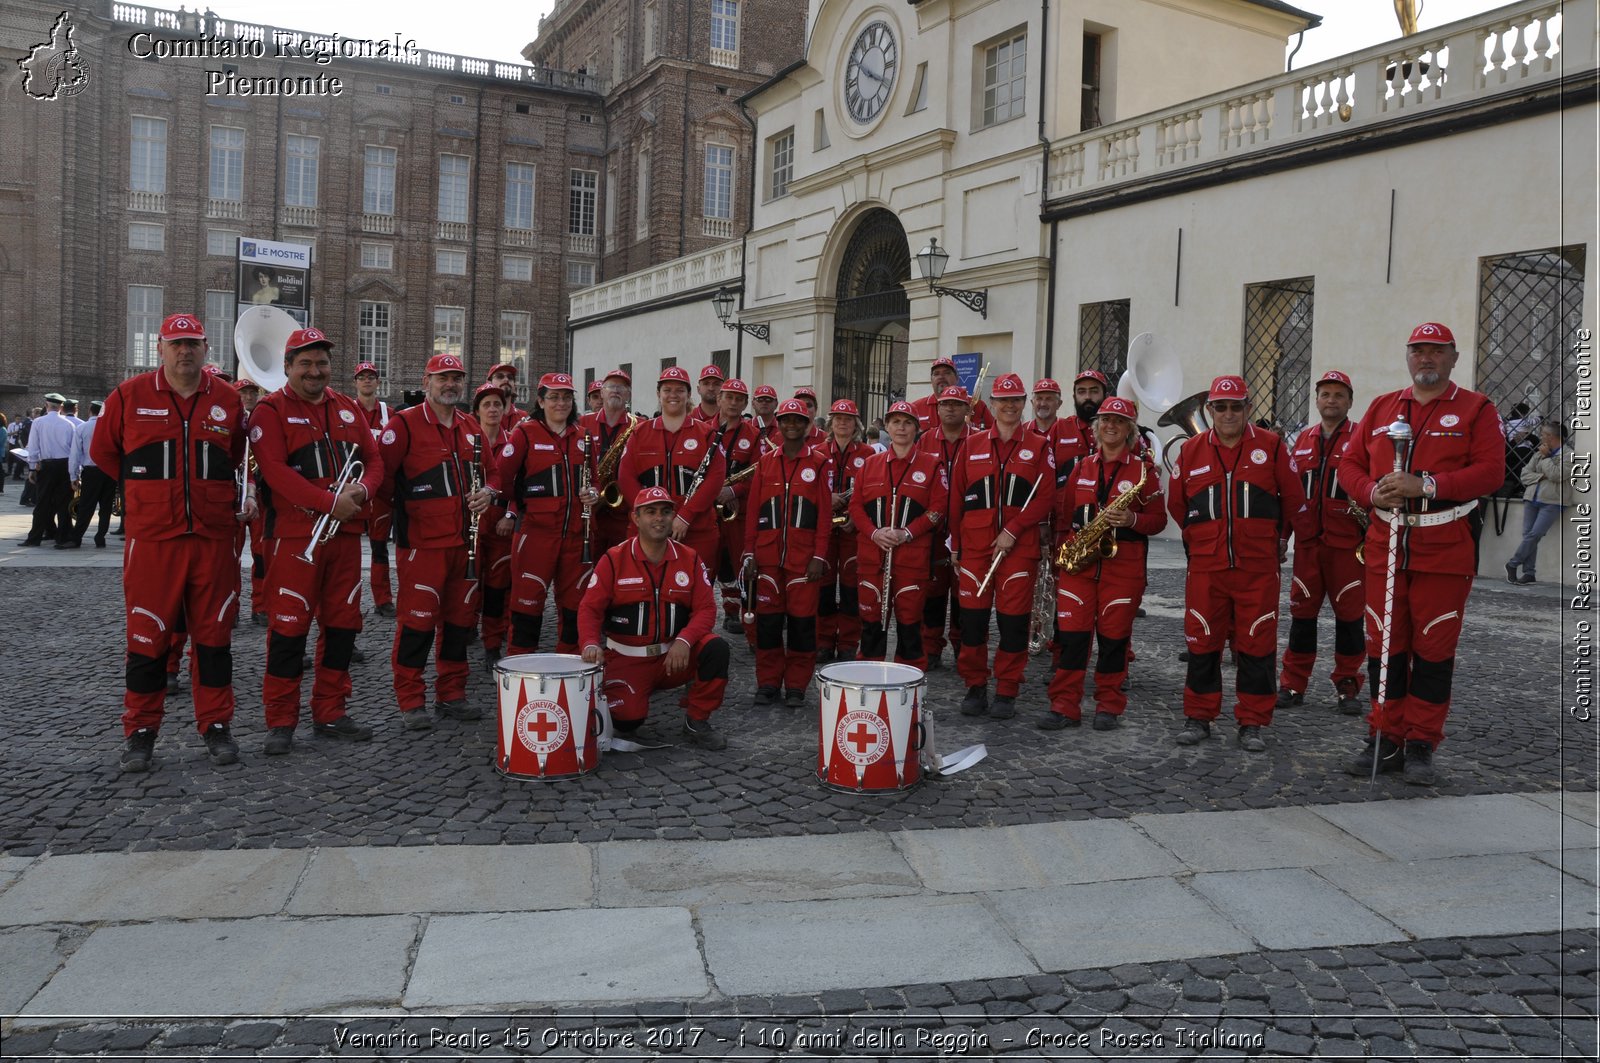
xmin=710 ymin=0 xmax=740 ymax=62
xmin=130 ymin=116 xmax=166 ymax=193
xmin=359 ymin=301 xmax=392 ymax=385
xmin=1478 ymin=246 xmax=1587 ymax=428
xmin=439 ymin=155 xmax=471 ymax=224
xmin=360 ymin=243 xmax=393 ymax=270
xmin=1242 ymin=277 xmax=1315 ymax=436
xmin=209 ymin=127 xmax=244 ymax=202
xmin=204 ymin=290 xmax=235 ymax=366
xmin=703 ymin=144 xmax=733 ymax=219
xmin=500 ymin=311 xmax=532 ymax=400
xmin=433 ymin=306 xmax=466 ymax=357
xmin=284 ymin=135 xmax=319 ymax=207
xmin=436 ymin=249 xmax=468 ymax=275
xmin=207 ymin=229 xmax=240 ymax=257
xmin=568 ymin=169 xmax=598 ymax=235
xmin=566 ymin=261 xmax=595 ymax=288
xmin=1078 ymin=300 xmax=1130 ymax=384
xmin=768 ymin=131 xmax=794 ymax=200
xmin=127 ymin=285 xmax=163 ymax=370
xmin=128 ymin=222 xmax=165 ymax=252
xmin=980 ymin=30 xmax=1028 ymax=127
xmin=364 ymin=146 xmax=396 ymax=215
xmin=503 ymin=255 xmax=533 ymax=282
xmin=505 ymin=162 xmax=536 ymax=230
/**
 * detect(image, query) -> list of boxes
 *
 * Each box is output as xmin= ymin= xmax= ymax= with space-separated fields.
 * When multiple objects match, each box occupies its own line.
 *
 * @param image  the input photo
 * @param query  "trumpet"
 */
xmin=295 ymin=459 xmax=364 ymax=564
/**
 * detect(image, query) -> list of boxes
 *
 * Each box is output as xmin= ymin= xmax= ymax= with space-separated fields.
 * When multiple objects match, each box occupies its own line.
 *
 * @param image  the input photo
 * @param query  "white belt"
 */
xmin=606 ymin=638 xmax=672 ymax=658
xmin=1375 ymin=500 xmax=1477 ymax=528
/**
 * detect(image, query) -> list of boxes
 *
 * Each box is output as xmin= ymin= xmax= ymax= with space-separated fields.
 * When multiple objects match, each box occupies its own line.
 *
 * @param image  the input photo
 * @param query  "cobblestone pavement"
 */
xmin=3 ymin=543 xmax=1591 ymax=856
xmin=1 ymin=930 xmax=1593 ymax=1059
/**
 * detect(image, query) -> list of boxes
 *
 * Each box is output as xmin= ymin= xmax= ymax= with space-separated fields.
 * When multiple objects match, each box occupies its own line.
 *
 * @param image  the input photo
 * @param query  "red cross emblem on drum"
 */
xmin=836 ymin=710 xmax=889 ymax=767
xmin=516 ymin=699 xmax=569 ymax=755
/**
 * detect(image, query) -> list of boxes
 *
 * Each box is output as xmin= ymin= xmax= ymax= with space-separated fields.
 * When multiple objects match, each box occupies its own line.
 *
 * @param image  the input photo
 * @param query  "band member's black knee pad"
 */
xmin=398 ymin=626 xmax=433 ymax=670
xmin=613 ymin=716 xmax=644 ymax=733
xmin=923 ymin=595 xmax=948 ymax=628
xmin=1409 ymin=654 xmax=1455 ymax=705
xmin=859 ymin=621 xmax=887 ymax=659
xmin=1095 ymin=634 xmax=1129 ymax=674
xmin=1055 ymin=630 xmax=1092 ymax=671
xmin=788 ymin=615 xmax=817 ymax=653
xmin=756 ymin=613 xmax=785 ymax=651
xmin=958 ymin=607 xmax=989 ymax=648
xmin=1287 ymin=617 xmax=1318 ymax=654
xmin=1334 ymin=617 xmax=1364 ymax=657
xmin=267 ymin=632 xmax=308 ymax=678
xmin=126 ymin=651 xmax=166 ymax=695
xmin=894 ymin=620 xmax=923 ymax=661
xmin=1368 ymin=653 xmax=1410 ymax=701
xmin=481 ymin=586 xmax=508 ymax=620
xmin=697 ymin=636 xmax=730 ymax=680
xmin=440 ymin=623 xmax=472 ymax=662
xmin=1237 ymin=651 xmax=1275 ymax=695
xmin=251 ymin=553 xmax=266 ymax=579
xmin=370 ymin=539 xmax=389 ymax=565
xmin=1186 ymin=650 xmax=1223 ymax=695
xmin=839 ymin=585 xmax=858 ymax=613
xmin=996 ymin=612 xmax=1029 ymax=654
xmin=511 ymin=612 xmax=543 ymax=650
xmin=194 ymin=643 xmax=232 ymax=688
xmin=173 ymin=609 xmax=189 ymax=635
xmin=321 ymin=627 xmax=358 ymax=673
xmin=818 ymin=586 xmax=838 ymax=617
xmin=558 ymin=608 xmax=579 ymax=648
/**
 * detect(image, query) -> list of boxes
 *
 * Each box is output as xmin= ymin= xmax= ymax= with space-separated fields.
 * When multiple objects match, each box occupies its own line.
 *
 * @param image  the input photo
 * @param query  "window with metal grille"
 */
xmin=1241 ymin=277 xmax=1314 ymax=435
xmin=1077 ymin=299 xmax=1130 ymax=384
xmin=1477 ymin=246 xmax=1586 ymax=428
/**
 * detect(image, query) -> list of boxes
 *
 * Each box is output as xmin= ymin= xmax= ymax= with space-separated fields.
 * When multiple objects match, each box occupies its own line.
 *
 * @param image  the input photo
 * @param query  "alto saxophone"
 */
xmin=596 ymin=414 xmax=640 ymax=508
xmin=1055 ymin=465 xmax=1148 ymax=573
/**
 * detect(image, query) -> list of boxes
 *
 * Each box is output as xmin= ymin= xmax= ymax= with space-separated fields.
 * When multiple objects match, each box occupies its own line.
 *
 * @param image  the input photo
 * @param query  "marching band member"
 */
xmin=491 ymin=372 xmax=595 ymax=658
xmin=586 ymin=378 xmax=604 ymax=415
xmin=710 ymin=378 xmax=762 ymax=633
xmin=816 ymin=399 xmax=876 ymax=661
xmin=471 ymin=383 xmax=515 ymax=666
xmin=1168 ymin=375 xmax=1312 ymax=752
xmin=580 ymin=487 xmax=730 ymax=750
xmin=917 ymin=385 xmax=977 ymax=668
xmin=750 ymin=384 xmax=781 ymax=441
xmin=1042 ymin=396 xmax=1165 ymax=731
xmin=92 ymin=313 xmax=253 ymax=771
xmin=234 ymin=377 xmax=270 ymax=625
xmin=377 ymin=353 xmax=491 ymax=730
xmin=485 ymin=362 xmax=527 ymax=430
xmin=690 ymin=364 xmax=724 ymax=423
xmin=741 ymin=399 xmax=833 ymax=706
xmin=1279 ymin=370 xmax=1365 ymax=714
xmin=949 ymin=373 xmax=1055 ymax=719
xmin=617 ymin=366 xmax=726 ymax=571
xmin=851 ymin=401 xmax=946 ymax=669
xmin=351 ymin=362 xmax=396 ymax=619
xmin=580 ymin=368 xmax=640 ymax=556
xmin=790 ymin=388 xmax=829 ymax=447
xmin=249 ymin=328 xmax=385 ymax=754
xmin=1336 ymin=322 xmax=1503 ymax=785
xmin=911 ymin=356 xmax=994 ymax=433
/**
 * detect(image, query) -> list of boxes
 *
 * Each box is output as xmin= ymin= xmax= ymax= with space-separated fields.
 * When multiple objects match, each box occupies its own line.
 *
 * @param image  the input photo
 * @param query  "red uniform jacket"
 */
xmin=617 ymin=416 xmax=726 ymax=531
xmin=578 ymin=538 xmax=716 ymax=652
xmin=849 ymin=448 xmax=947 ymax=562
xmin=1026 ymin=416 xmax=1094 ymax=488
xmin=1056 ymin=451 xmax=1168 ymax=569
xmin=742 ymin=446 xmax=834 ymax=568
xmin=689 ymin=404 xmax=719 ymax=425
xmin=815 ymin=438 xmax=877 ymax=497
xmin=502 ymin=406 xmax=529 ymax=432
xmin=949 ymin=427 xmax=1056 ymax=561
xmin=1168 ymin=424 xmax=1313 ymax=573
xmin=492 ymin=416 xmax=589 ymax=537
xmin=1337 ymin=384 xmax=1503 ymax=575
xmin=911 ymin=394 xmax=994 ymax=434
xmin=91 ymin=367 xmax=244 ymax=542
xmin=1289 ymin=419 xmax=1361 ymax=550
xmin=378 ymin=403 xmax=483 ymax=549
xmin=356 ymin=399 xmax=391 ymax=438
xmin=248 ymin=387 xmax=384 ymax=539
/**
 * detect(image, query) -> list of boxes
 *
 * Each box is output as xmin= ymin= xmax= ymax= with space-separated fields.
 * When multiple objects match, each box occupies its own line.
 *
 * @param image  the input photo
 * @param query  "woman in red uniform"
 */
xmin=472 ymin=383 xmax=515 ymax=666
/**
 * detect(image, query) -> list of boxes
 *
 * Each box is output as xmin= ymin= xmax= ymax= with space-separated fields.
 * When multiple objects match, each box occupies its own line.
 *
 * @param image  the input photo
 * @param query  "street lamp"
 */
xmin=914 ymin=238 xmax=988 ymax=319
xmin=711 ymin=286 xmax=770 ymax=343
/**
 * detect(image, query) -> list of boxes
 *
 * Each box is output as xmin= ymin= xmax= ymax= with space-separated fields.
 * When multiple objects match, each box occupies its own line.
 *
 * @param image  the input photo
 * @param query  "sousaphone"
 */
xmin=232 ymin=304 xmax=296 ymax=392
xmin=1118 ymin=332 xmax=1187 ymax=473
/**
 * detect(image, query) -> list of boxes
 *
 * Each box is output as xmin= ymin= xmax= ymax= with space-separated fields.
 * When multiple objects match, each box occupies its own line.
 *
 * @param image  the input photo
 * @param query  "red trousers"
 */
xmin=1048 ymin=563 xmax=1145 ymax=719
xmin=368 ymin=506 xmax=393 ymax=609
xmin=507 ymin=528 xmax=585 ymax=656
xmin=1182 ymin=567 xmax=1280 ymax=726
xmin=478 ymin=530 xmax=513 ymax=652
xmin=602 ymin=632 xmax=728 ymax=723
xmin=262 ymin=534 xmax=363 ymax=727
xmin=955 ymin=549 xmax=1037 ymax=697
xmin=716 ymin=512 xmax=747 ymax=621
xmin=817 ymin=528 xmax=862 ymax=653
xmin=1281 ymin=539 xmax=1365 ymax=697
xmin=121 ymin=535 xmax=239 ymax=736
xmin=1363 ymin=567 xmax=1474 ymax=747
xmin=752 ymin=563 xmax=821 ymax=691
xmin=857 ymin=543 xmax=929 ymax=669
xmin=922 ymin=546 xmax=959 ymax=658
xmin=392 ymin=544 xmax=479 ymax=710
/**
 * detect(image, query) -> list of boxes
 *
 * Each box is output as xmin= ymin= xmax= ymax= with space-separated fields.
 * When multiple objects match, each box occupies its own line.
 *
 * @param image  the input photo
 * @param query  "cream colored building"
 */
xmin=568 ymin=0 xmax=1597 ymax=581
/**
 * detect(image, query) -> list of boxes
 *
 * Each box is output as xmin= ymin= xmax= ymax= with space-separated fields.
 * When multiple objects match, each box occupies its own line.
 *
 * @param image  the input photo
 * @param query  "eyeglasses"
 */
xmin=1207 ymin=401 xmax=1247 ymax=413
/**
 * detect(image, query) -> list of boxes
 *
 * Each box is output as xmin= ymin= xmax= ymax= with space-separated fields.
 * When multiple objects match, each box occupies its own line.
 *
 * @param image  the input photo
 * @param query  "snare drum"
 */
xmin=816 ymin=661 xmax=927 ymax=793
xmin=494 ymin=654 xmax=606 ymax=780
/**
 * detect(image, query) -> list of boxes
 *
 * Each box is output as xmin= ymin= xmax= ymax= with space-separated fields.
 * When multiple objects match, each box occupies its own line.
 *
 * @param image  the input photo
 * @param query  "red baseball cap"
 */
xmin=233 ymin=378 xmax=263 ymax=393
xmin=159 ymin=313 xmax=206 ymax=341
xmin=202 ymin=363 xmax=223 ymax=375
xmin=424 ymin=353 xmax=466 ymax=375
xmin=604 ymin=368 xmax=631 ymax=384
xmin=658 ymin=366 xmax=691 ymax=386
xmin=633 ymin=486 xmax=676 ymax=509
xmin=486 ymin=362 xmax=518 ymax=379
xmin=938 ymin=385 xmax=971 ymax=404
xmin=1033 ymin=378 xmax=1062 ymax=395
xmin=539 ymin=372 xmax=575 ymax=392
xmin=472 ymin=382 xmax=507 ymax=408
xmin=1073 ymin=369 xmax=1110 ymax=388
xmin=830 ymin=399 xmax=859 ymax=417
xmin=587 ymin=379 xmax=604 ymax=394
xmin=775 ymin=398 xmax=811 ymax=420
xmin=1407 ymin=322 xmax=1455 ymax=346
xmin=1207 ymin=375 xmax=1249 ymax=401
xmin=1097 ymin=395 xmax=1139 ymax=422
xmin=353 ymin=362 xmax=380 ymax=378
xmin=285 ymin=327 xmax=332 ymax=356
xmin=931 ymin=356 xmax=957 ymax=371
xmin=721 ymin=378 xmax=750 ymax=396
xmin=1315 ymin=370 xmax=1354 ymax=392
xmin=793 ymin=386 xmax=818 ymax=401
xmin=753 ymin=385 xmax=779 ymax=400
xmin=699 ymin=365 xmax=725 ymax=382
xmin=991 ymin=373 xmax=1027 ymax=398
xmin=885 ymin=401 xmax=918 ymax=422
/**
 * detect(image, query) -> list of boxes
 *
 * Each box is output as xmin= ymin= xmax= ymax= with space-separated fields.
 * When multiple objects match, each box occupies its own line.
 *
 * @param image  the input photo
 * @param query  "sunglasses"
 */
xmin=1207 ymin=401 xmax=1248 ymax=412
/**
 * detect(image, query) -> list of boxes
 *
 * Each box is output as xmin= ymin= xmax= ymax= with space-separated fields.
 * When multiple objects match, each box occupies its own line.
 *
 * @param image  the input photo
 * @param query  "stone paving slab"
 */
xmin=985 ymin=877 xmax=1257 ymax=971
xmin=891 ymin=819 xmax=1183 ymax=893
xmin=0 ymin=929 xmax=66 ymax=1013
xmin=1187 ymin=868 xmax=1407 ymax=950
xmin=1311 ymin=793 xmax=1568 ymax=861
xmin=404 ymin=908 xmax=706 ymax=1008
xmin=1531 ymin=847 xmax=1600 ymax=887
xmin=18 ymin=916 xmax=416 ymax=1020
xmin=1317 ymin=851 xmax=1592 ymax=939
xmin=1526 ymin=789 xmax=1600 ymax=828
xmin=286 ymin=843 xmax=591 ymax=916
xmin=1133 ymin=805 xmax=1389 ymax=873
xmin=595 ymin=834 xmax=919 ymax=908
xmin=0 ymin=850 xmax=309 ymax=926
xmin=699 ymin=894 xmax=1036 ymax=996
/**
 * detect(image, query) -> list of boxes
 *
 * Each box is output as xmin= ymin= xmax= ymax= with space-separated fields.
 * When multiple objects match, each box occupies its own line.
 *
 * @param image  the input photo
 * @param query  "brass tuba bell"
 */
xmin=1155 ymin=391 xmax=1212 ymax=476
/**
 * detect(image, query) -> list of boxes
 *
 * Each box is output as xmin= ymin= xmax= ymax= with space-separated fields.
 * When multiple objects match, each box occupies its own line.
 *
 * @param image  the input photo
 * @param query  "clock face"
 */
xmin=844 ymin=21 xmax=897 ymax=123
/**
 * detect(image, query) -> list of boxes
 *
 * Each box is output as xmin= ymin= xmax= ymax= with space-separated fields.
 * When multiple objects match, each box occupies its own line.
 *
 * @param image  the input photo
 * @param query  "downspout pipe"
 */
xmin=1037 ymin=0 xmax=1056 ymax=378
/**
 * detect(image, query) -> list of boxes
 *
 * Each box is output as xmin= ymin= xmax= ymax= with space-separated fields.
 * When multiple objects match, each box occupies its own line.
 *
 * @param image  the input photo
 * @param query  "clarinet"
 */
xmin=882 ymin=484 xmax=899 ymax=658
xmin=464 ymin=435 xmax=483 ymax=582
xmin=579 ymin=432 xmax=595 ymax=573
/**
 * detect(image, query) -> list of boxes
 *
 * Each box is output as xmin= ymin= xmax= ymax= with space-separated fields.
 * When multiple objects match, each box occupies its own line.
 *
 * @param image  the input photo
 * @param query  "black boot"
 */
xmin=959 ymin=685 xmax=988 ymax=717
xmin=1402 ymin=740 xmax=1437 ymax=785
xmin=1344 ymin=734 xmax=1405 ymax=776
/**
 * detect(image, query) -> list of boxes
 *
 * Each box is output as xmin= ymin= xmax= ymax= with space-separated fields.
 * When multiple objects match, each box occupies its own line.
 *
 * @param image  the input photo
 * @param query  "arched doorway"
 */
xmin=832 ymin=208 xmax=910 ymax=426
